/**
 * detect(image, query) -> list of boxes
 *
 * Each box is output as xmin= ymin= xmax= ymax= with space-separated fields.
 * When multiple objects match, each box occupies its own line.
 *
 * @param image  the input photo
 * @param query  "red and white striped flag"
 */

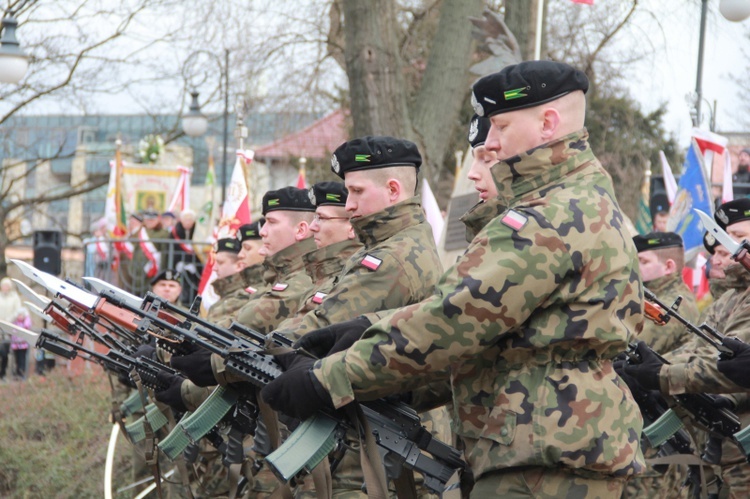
xmin=570 ymin=0 xmax=594 ymax=4
xmin=692 ymin=127 xmax=728 ymax=181
xmin=659 ymin=151 xmax=678 ymax=204
xmin=138 ymin=227 xmax=161 ymax=279
xmin=167 ymin=165 xmax=192 ymax=212
xmin=197 ymin=149 xmax=254 ymax=311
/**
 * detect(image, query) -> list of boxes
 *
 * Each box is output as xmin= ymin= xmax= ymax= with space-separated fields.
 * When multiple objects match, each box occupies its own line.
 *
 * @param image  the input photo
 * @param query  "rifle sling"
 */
xmin=132 ymin=369 xmax=163 ymax=499
xmin=346 ymin=404 xmax=389 ymax=499
xmin=258 ymin=397 xmax=295 ymax=499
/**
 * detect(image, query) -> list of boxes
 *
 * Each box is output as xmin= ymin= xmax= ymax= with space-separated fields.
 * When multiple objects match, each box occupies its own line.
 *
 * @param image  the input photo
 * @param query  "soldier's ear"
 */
xmin=664 ymin=258 xmax=677 ymax=275
xmin=540 ymin=107 xmax=560 ymax=140
xmin=386 ymin=178 xmax=401 ymax=202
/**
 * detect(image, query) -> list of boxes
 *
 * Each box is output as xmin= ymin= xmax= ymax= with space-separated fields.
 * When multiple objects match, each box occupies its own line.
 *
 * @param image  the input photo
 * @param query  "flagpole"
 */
xmin=534 ymin=0 xmax=544 ymax=60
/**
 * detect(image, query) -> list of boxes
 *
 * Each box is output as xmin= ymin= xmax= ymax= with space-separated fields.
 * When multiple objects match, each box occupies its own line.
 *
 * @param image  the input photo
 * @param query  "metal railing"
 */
xmin=81 ymin=237 xmax=212 ymax=307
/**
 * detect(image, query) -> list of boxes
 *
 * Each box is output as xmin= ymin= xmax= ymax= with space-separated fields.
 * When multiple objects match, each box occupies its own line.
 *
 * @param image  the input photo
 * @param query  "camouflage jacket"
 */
xmin=213 ymin=237 xmax=316 ymax=384
xmin=313 ymin=129 xmax=646 ymax=479
xmin=276 ymin=197 xmax=444 ymax=340
xmin=661 ymin=263 xmax=750 ymax=394
xmin=275 ymin=238 xmax=362 ymax=331
xmin=241 ymin=263 xmax=266 ymax=295
xmin=640 ymin=273 xmax=698 ymax=355
xmin=207 ymin=272 xmax=253 ymax=328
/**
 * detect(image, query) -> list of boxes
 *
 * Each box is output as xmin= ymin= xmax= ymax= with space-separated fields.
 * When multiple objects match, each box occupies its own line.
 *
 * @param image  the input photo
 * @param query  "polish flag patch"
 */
xmin=312 ymin=291 xmax=327 ymax=304
xmin=501 ymin=210 xmax=528 ymax=231
xmin=245 ymin=286 xmax=257 ymax=294
xmin=272 ymin=283 xmax=289 ymax=292
xmin=361 ymin=254 xmax=382 ymax=271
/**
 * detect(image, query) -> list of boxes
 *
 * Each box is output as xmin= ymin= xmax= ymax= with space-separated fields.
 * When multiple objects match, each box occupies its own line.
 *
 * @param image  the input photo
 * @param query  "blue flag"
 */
xmin=668 ymin=140 xmax=713 ymax=257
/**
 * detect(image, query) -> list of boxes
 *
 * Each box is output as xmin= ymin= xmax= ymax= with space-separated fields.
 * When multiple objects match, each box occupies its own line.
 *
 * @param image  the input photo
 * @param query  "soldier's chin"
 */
xmin=708 ymin=268 xmax=726 ymax=279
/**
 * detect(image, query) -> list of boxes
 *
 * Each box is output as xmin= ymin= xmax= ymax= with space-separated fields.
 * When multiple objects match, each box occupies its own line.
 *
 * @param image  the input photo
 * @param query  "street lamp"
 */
xmin=181 ymin=49 xmax=231 ymax=205
xmin=0 ymin=12 xmax=28 ymax=84
xmin=182 ymin=91 xmax=208 ymax=138
xmin=692 ymin=0 xmax=750 ymax=128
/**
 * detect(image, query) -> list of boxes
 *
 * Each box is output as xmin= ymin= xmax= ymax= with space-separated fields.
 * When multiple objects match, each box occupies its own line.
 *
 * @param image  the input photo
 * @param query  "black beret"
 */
xmin=471 ymin=60 xmax=589 ymax=118
xmin=310 ymin=182 xmax=348 ymax=207
xmin=262 ymin=187 xmax=315 ymax=215
xmin=150 ymin=269 xmax=181 ymax=286
xmin=633 ymin=232 xmax=684 ymax=253
xmin=715 ymin=199 xmax=750 ymax=229
xmin=467 ymin=114 xmax=491 ymax=149
xmin=215 ymin=237 xmax=241 ymax=254
xmin=330 ymin=136 xmax=421 ymax=179
xmin=650 ymin=191 xmax=670 ymax=219
xmin=703 ymin=231 xmax=718 ymax=255
xmin=238 ymin=219 xmax=264 ymax=241
xmin=161 ymin=211 xmax=176 ymax=218
xmin=130 ymin=212 xmax=144 ymax=222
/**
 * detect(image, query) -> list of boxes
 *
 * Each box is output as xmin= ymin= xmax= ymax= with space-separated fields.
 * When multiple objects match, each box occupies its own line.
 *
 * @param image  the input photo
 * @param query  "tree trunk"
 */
xmin=504 ymin=0 xmax=544 ymax=61
xmin=342 ymin=0 xmax=410 ymax=138
xmin=410 ymin=0 xmax=484 ymax=186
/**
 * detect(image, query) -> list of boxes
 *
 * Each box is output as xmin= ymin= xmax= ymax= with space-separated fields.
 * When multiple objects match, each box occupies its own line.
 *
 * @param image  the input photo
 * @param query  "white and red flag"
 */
xmin=197 ymin=149 xmax=254 ymax=311
xmin=167 ymin=165 xmax=192 ymax=213
xmin=659 ymin=151 xmax=678 ymax=205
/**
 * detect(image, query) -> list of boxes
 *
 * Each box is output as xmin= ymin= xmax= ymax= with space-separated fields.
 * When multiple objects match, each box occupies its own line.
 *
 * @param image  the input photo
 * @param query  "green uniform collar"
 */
xmin=491 ymin=128 xmax=595 ymax=205
xmin=211 ymin=271 xmax=246 ymax=298
xmin=644 ymin=272 xmax=683 ymax=294
xmin=240 ymin=263 xmax=265 ymax=288
xmin=262 ymin=237 xmax=317 ymax=285
xmin=303 ymin=239 xmax=362 ymax=285
xmin=460 ymin=198 xmax=507 ymax=240
xmin=352 ymin=197 xmax=425 ymax=249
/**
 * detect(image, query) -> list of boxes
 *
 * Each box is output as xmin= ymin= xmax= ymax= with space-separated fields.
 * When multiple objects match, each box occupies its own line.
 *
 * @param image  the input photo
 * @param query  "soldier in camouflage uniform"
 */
xmin=207 ymin=237 xmax=251 ymax=328
xmin=625 ymin=199 xmax=750 ymax=498
xmin=622 ymin=233 xmax=700 ymax=499
xmin=263 ymin=61 xmax=646 ymax=498
xmin=237 ymin=220 xmax=267 ymax=295
xmin=268 ymin=137 xmax=449 ymax=498
xmin=633 ymin=232 xmax=699 ymax=355
xmin=277 ymin=181 xmax=362 ymax=329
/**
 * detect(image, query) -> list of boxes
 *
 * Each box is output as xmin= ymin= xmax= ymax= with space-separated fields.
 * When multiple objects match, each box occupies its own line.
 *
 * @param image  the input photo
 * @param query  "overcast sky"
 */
xmin=625 ymin=0 xmax=749 ymax=144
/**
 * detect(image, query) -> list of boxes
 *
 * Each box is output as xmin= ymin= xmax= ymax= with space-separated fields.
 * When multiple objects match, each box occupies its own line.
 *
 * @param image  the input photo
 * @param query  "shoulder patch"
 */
xmin=245 ymin=286 xmax=257 ymax=294
xmin=360 ymin=254 xmax=382 ymax=271
xmin=501 ymin=209 xmax=528 ymax=231
xmin=312 ymin=291 xmax=327 ymax=304
xmin=271 ymin=283 xmax=289 ymax=292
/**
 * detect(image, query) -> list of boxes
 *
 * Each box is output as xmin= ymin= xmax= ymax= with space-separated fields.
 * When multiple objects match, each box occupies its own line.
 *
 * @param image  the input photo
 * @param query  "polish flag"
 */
xmin=197 ymin=150 xmax=254 ymax=311
xmin=166 ymin=165 xmax=192 ymax=212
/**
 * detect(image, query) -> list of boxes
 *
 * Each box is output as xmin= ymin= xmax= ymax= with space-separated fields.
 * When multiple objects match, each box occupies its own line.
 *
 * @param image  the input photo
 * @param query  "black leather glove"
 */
xmin=170 ymin=348 xmax=216 ymax=387
xmin=717 ymin=337 xmax=750 ymax=388
xmin=623 ymin=341 xmax=664 ymax=392
xmin=133 ymin=344 xmax=157 ymax=360
xmin=154 ymin=371 xmax=187 ymax=412
xmin=261 ymin=354 xmax=335 ymax=420
xmin=294 ymin=316 xmax=372 ymax=358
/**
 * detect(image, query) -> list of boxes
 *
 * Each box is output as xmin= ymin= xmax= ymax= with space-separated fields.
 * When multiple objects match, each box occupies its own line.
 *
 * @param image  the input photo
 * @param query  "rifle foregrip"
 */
xmin=266 ymin=414 xmax=340 ymax=483
xmin=95 ymin=301 xmax=139 ymax=331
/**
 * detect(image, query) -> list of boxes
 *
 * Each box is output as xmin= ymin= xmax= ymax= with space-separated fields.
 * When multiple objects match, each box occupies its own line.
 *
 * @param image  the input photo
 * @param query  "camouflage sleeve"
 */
xmin=236 ymin=276 xmax=311 ymax=335
xmin=278 ymin=251 xmax=423 ymax=338
xmin=181 ymin=380 xmax=213 ymax=411
xmin=313 ymin=211 xmax=575 ymax=407
xmin=662 ymin=297 xmax=750 ymax=395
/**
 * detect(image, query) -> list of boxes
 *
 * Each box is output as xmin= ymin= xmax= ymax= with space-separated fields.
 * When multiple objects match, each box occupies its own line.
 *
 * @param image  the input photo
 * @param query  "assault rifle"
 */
xmin=634 ymin=289 xmax=750 ymax=459
xmin=12 ymin=260 xmax=466 ymax=496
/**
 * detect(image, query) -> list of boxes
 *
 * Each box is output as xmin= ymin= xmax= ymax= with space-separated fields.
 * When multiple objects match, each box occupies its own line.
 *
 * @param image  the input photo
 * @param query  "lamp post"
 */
xmin=0 ymin=11 xmax=28 ymax=84
xmin=691 ymin=0 xmax=750 ymax=128
xmin=181 ymin=49 xmax=231 ymax=206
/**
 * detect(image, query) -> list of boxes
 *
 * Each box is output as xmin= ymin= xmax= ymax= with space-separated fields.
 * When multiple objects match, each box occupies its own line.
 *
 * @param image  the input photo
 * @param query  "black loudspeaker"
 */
xmin=33 ymin=230 xmax=63 ymax=275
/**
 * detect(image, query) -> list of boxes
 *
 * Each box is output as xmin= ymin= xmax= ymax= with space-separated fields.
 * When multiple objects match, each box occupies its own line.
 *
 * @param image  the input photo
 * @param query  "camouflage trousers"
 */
xmin=471 ymin=467 xmax=626 ymax=499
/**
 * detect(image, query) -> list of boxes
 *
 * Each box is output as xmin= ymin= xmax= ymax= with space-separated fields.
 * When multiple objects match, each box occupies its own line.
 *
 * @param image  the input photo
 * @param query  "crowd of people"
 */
xmin=12 ymin=60 xmax=750 ymax=498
